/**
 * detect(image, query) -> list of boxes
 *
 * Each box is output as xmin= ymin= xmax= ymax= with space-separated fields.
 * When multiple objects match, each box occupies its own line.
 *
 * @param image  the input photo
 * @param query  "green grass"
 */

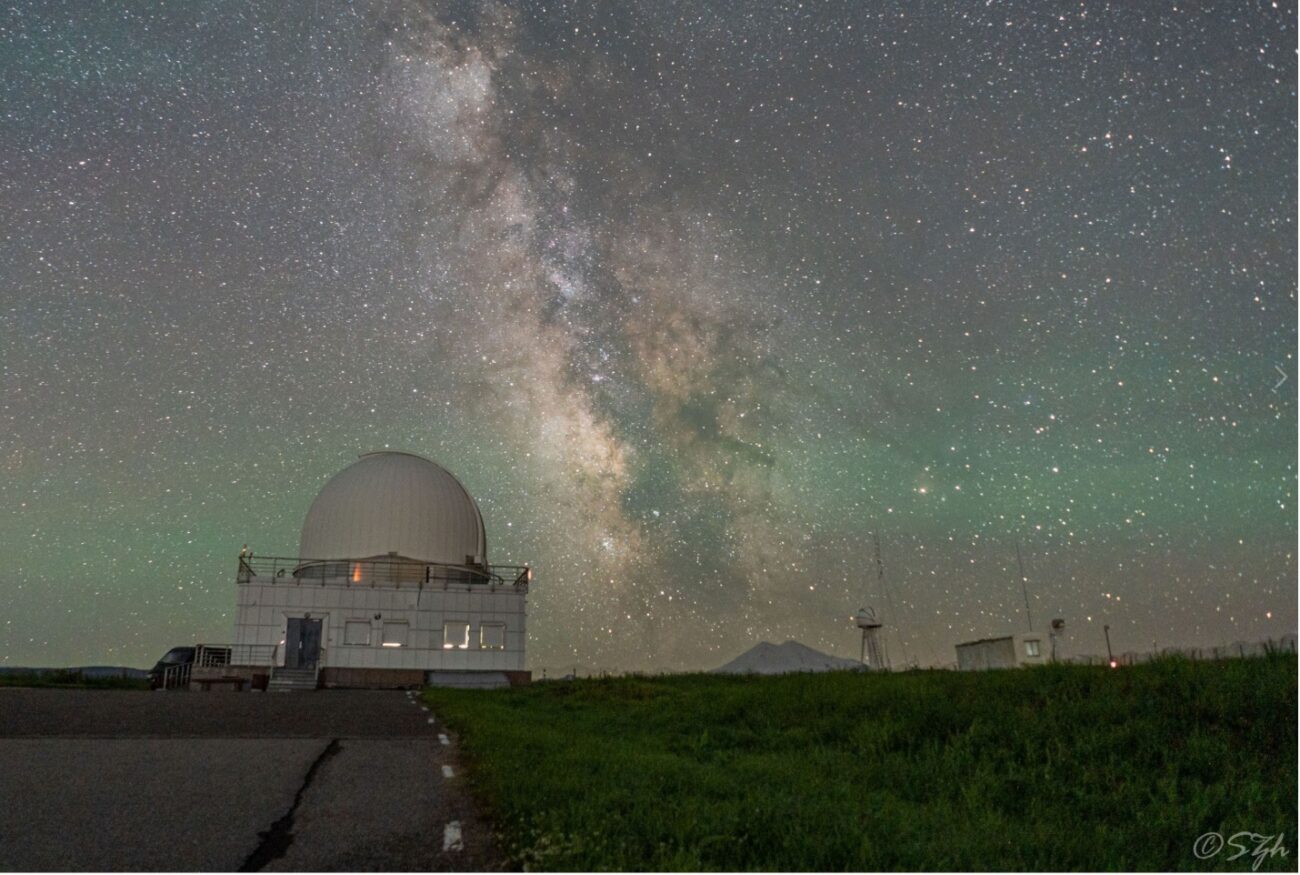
xmin=425 ymin=655 xmax=1296 ymax=871
xmin=0 ymin=670 xmax=149 ymax=690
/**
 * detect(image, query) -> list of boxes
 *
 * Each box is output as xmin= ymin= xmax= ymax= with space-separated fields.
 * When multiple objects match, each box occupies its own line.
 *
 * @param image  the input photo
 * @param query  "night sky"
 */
xmin=2 ymin=0 xmax=1295 ymax=673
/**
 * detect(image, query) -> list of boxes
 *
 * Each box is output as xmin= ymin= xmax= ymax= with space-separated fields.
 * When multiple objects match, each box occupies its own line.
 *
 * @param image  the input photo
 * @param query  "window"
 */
xmin=480 ymin=623 xmax=506 ymax=650
xmin=382 ymin=621 xmax=408 ymax=648
xmin=442 ymin=621 xmax=470 ymax=650
xmin=1024 ymin=639 xmax=1040 ymax=657
xmin=344 ymin=621 xmax=371 ymax=646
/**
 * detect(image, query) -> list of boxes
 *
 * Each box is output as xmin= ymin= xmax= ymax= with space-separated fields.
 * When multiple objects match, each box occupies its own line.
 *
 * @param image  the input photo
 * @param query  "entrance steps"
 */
xmin=268 ymin=667 xmax=319 ymax=692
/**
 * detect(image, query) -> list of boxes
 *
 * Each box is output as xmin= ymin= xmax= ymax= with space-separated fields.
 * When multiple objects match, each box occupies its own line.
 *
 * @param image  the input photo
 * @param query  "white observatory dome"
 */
xmin=298 ymin=451 xmax=487 ymax=566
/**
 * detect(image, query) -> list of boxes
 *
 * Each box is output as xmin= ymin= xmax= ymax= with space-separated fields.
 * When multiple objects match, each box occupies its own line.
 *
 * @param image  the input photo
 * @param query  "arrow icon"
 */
xmin=1274 ymin=365 xmax=1287 ymax=393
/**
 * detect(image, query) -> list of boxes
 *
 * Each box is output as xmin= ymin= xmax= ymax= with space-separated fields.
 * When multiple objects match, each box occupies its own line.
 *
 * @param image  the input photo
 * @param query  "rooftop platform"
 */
xmin=236 ymin=555 xmax=530 ymax=591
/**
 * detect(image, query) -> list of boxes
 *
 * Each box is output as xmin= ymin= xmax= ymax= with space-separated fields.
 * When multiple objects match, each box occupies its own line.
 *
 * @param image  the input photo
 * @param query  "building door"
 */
xmin=285 ymin=618 xmax=324 ymax=669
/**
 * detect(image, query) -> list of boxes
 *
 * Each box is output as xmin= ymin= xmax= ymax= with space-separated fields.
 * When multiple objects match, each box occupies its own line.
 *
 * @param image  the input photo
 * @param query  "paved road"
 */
xmin=0 ymin=689 xmax=501 ymax=871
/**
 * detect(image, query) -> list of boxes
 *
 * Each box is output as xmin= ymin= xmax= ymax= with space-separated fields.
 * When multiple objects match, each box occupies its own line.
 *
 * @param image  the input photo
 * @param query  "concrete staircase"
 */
xmin=268 ymin=666 xmax=319 ymax=692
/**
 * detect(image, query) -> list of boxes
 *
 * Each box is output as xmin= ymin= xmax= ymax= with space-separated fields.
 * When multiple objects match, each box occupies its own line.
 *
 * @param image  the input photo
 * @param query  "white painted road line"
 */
xmin=421 ymin=705 xmax=429 ymax=711
xmin=441 ymin=765 xmax=455 ymax=778
xmin=427 ymin=717 xmax=435 ymax=724
xmin=443 ymin=821 xmax=463 ymax=852
xmin=438 ymin=734 xmax=450 ymax=746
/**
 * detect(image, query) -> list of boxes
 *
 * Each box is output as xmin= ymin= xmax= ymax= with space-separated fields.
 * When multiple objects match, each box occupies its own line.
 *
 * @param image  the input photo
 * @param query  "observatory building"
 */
xmin=203 ymin=452 xmax=531 ymax=690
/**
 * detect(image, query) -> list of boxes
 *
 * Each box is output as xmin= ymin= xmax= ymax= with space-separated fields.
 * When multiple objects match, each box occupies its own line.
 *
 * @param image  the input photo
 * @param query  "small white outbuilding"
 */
xmin=208 ymin=451 xmax=530 ymax=690
xmin=954 ymin=632 xmax=1047 ymax=670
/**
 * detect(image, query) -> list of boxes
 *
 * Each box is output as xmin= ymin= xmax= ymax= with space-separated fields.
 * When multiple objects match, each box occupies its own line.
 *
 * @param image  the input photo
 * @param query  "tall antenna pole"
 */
xmin=1015 ymin=540 xmax=1033 ymax=632
xmin=874 ymin=530 xmax=904 ymax=667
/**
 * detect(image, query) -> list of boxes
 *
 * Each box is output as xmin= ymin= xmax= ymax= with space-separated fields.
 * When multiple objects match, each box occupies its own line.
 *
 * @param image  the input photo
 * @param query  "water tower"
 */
xmin=855 ymin=607 xmax=888 ymax=670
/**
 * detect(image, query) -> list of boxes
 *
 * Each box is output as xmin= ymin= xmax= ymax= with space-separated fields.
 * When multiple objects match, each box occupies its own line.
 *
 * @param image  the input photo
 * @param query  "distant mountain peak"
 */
xmin=713 ymin=640 xmax=864 ymax=675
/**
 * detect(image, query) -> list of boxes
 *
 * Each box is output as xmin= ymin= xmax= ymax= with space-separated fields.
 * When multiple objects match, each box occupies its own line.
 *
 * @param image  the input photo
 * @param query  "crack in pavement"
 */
xmin=239 ymin=738 xmax=341 ymax=872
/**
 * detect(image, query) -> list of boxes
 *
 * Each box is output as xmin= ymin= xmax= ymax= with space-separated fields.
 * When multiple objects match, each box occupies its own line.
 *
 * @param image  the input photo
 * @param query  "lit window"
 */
xmin=480 ymin=623 xmax=506 ymax=650
xmin=344 ymin=621 xmax=371 ymax=646
xmin=442 ymin=621 xmax=470 ymax=650
xmin=382 ymin=622 xmax=408 ymax=648
xmin=1024 ymin=639 xmax=1040 ymax=657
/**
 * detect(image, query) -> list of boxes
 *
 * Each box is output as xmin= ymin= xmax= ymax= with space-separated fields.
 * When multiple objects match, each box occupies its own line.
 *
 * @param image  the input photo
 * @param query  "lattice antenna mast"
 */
xmin=874 ymin=530 xmax=905 ymax=668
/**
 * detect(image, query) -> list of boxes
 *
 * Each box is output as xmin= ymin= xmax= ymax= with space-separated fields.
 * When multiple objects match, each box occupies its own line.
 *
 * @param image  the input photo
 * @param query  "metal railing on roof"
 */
xmin=235 ymin=555 xmax=531 ymax=590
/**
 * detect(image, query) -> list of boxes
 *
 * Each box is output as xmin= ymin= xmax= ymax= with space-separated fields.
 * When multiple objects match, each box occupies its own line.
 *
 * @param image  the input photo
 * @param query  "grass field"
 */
xmin=425 ymin=655 xmax=1296 ymax=871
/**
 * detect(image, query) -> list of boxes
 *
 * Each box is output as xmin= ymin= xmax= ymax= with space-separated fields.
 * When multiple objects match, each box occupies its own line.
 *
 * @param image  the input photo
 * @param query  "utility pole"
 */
xmin=1015 ymin=540 xmax=1033 ymax=632
xmin=1103 ymin=624 xmax=1115 ymax=667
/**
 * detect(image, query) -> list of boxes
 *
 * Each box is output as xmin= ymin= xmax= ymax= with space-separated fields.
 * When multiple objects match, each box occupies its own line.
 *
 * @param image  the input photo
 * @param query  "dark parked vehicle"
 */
xmin=148 ymin=646 xmax=195 ymax=689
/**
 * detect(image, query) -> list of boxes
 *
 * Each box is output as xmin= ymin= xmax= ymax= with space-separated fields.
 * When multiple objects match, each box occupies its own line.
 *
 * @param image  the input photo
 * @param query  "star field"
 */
xmin=1 ymin=0 xmax=1294 ymax=672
